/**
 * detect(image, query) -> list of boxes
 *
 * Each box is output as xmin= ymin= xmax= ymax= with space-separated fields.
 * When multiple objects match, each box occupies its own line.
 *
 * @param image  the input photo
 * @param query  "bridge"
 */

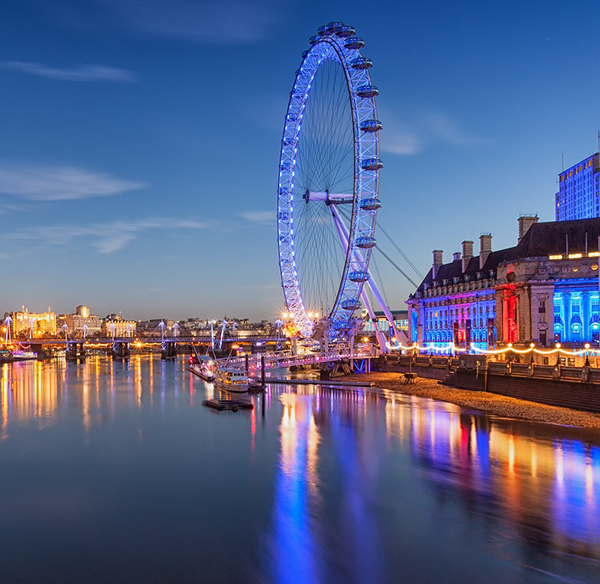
xmin=216 ymin=350 xmax=375 ymax=377
xmin=15 ymin=336 xmax=281 ymax=345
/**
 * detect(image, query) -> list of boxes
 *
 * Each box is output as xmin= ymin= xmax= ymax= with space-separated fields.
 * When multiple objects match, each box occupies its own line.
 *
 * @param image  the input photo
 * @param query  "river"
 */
xmin=0 ymin=355 xmax=599 ymax=583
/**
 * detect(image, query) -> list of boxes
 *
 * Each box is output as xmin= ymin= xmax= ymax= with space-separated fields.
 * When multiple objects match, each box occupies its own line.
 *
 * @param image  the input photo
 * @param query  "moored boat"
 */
xmin=12 ymin=350 xmax=37 ymax=361
xmin=0 ymin=349 xmax=38 ymax=362
xmin=188 ymin=354 xmax=216 ymax=382
xmin=213 ymin=365 xmax=248 ymax=393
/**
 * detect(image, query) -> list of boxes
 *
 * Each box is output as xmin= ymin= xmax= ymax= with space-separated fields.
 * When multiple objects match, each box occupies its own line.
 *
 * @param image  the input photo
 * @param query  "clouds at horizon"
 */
xmin=241 ymin=210 xmax=273 ymax=223
xmin=5 ymin=217 xmax=208 ymax=254
xmin=380 ymin=108 xmax=490 ymax=156
xmin=0 ymin=162 xmax=146 ymax=201
xmin=1 ymin=61 xmax=137 ymax=82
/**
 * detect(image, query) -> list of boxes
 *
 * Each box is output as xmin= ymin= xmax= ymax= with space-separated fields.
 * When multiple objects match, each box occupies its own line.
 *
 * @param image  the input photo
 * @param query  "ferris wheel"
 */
xmin=277 ymin=22 xmax=384 ymax=342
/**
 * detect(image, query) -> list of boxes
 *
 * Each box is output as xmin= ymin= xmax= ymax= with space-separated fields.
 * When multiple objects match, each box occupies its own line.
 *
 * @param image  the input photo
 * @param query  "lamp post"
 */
xmin=555 ymin=342 xmax=561 ymax=366
xmin=529 ymin=342 xmax=535 ymax=364
xmin=585 ymin=342 xmax=591 ymax=367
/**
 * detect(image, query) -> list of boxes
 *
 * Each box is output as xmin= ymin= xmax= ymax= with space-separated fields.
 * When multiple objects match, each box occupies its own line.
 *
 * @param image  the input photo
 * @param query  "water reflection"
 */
xmin=266 ymin=384 xmax=600 ymax=583
xmin=0 ymin=356 xmax=189 ymax=437
xmin=1 ymin=359 xmax=599 ymax=582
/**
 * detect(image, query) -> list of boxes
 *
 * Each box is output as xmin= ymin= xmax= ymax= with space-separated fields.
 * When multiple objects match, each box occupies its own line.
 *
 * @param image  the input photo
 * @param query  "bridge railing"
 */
xmin=220 ymin=351 xmax=373 ymax=371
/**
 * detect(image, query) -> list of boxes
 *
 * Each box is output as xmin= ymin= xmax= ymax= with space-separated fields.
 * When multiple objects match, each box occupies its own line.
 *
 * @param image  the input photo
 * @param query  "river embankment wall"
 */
xmin=371 ymin=355 xmax=600 ymax=414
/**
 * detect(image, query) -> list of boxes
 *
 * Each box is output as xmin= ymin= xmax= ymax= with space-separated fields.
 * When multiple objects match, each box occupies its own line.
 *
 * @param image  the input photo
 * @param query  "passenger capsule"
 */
xmin=355 ymin=236 xmax=377 ymax=249
xmin=360 ymin=120 xmax=383 ymax=132
xmin=349 ymin=271 xmax=370 ymax=283
xmin=309 ymin=35 xmax=321 ymax=45
xmin=325 ymin=21 xmax=344 ymax=34
xmin=356 ymin=84 xmax=379 ymax=98
xmin=317 ymin=25 xmax=329 ymax=35
xmin=344 ymin=37 xmax=365 ymax=50
xmin=351 ymin=57 xmax=372 ymax=70
xmin=360 ymin=198 xmax=382 ymax=211
xmin=301 ymin=50 xmax=309 ymax=59
xmin=361 ymin=158 xmax=384 ymax=171
xmin=341 ymin=299 xmax=362 ymax=311
xmin=337 ymin=25 xmax=356 ymax=38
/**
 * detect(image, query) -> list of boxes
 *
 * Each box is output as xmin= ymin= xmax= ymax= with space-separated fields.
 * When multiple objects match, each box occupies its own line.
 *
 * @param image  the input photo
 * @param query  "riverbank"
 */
xmin=342 ymin=372 xmax=600 ymax=429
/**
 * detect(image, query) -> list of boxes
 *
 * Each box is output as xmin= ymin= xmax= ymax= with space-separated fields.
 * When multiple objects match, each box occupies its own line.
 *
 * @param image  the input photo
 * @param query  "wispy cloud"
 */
xmin=241 ymin=210 xmax=273 ymax=223
xmin=1 ymin=61 xmax=137 ymax=82
xmin=45 ymin=0 xmax=294 ymax=45
xmin=8 ymin=218 xmax=207 ymax=254
xmin=380 ymin=108 xmax=490 ymax=156
xmin=0 ymin=202 xmax=27 ymax=215
xmin=0 ymin=162 xmax=146 ymax=201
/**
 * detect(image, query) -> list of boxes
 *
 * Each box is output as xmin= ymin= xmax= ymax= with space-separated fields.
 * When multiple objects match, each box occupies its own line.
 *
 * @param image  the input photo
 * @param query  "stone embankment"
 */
xmin=342 ymin=372 xmax=600 ymax=429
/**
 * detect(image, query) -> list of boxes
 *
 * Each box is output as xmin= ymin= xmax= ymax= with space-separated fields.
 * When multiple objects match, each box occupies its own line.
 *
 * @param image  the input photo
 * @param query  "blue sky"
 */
xmin=1 ymin=0 xmax=599 ymax=321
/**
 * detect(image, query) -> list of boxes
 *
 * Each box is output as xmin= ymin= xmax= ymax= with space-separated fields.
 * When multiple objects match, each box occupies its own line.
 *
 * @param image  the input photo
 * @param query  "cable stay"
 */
xmin=338 ymin=207 xmax=421 ymax=288
xmin=376 ymin=222 xmax=424 ymax=280
xmin=374 ymin=246 xmax=419 ymax=289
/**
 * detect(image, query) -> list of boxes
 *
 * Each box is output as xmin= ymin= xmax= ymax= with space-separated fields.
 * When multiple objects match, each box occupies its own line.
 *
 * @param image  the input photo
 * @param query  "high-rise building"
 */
xmin=556 ymin=153 xmax=600 ymax=221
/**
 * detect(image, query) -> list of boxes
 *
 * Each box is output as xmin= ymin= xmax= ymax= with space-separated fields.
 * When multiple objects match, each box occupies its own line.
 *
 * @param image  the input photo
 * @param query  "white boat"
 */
xmin=213 ymin=365 xmax=248 ymax=393
xmin=188 ymin=354 xmax=216 ymax=382
xmin=10 ymin=350 xmax=38 ymax=361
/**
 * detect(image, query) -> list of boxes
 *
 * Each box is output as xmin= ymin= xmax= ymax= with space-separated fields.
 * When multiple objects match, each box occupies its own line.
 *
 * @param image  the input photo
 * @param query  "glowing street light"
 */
xmin=585 ymin=342 xmax=591 ymax=367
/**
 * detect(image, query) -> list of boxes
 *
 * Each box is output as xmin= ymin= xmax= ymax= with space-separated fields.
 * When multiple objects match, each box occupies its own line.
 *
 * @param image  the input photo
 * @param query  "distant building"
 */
xmin=10 ymin=308 xmax=57 ymax=337
xmin=363 ymin=310 xmax=409 ymax=336
xmin=57 ymin=305 xmax=101 ymax=337
xmin=407 ymin=216 xmax=600 ymax=351
xmin=102 ymin=315 xmax=136 ymax=337
xmin=556 ymin=153 xmax=600 ymax=221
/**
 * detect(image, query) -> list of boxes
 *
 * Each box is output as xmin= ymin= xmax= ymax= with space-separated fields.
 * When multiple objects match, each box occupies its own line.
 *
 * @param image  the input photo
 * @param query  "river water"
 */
xmin=0 ymin=355 xmax=599 ymax=583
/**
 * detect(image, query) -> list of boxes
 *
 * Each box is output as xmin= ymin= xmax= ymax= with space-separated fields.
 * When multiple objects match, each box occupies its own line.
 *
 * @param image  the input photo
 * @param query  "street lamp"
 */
xmin=555 ymin=342 xmax=561 ymax=366
xmin=585 ymin=342 xmax=591 ymax=367
xmin=529 ymin=342 xmax=535 ymax=364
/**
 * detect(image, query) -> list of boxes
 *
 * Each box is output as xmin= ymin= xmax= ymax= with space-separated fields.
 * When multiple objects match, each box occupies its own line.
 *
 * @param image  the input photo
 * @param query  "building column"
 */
xmin=563 ymin=292 xmax=571 ymax=342
xmin=582 ymin=291 xmax=590 ymax=342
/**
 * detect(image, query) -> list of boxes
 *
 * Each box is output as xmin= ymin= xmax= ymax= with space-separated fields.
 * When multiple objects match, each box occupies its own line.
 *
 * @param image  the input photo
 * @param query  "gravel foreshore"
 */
xmin=341 ymin=372 xmax=600 ymax=429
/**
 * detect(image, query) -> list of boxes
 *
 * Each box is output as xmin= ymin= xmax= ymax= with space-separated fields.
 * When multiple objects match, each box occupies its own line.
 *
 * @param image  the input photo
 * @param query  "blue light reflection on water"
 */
xmin=0 ymin=356 xmax=599 ymax=583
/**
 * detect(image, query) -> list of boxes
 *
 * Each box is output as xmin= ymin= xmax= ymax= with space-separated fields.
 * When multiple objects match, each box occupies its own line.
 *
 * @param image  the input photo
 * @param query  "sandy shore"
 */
xmin=341 ymin=372 xmax=600 ymax=429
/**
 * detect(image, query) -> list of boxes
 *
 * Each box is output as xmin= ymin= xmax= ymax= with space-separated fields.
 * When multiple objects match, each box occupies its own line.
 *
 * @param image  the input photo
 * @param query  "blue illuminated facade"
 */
xmin=407 ymin=237 xmax=499 ymax=351
xmin=552 ymin=281 xmax=600 ymax=343
xmin=408 ymin=217 xmax=600 ymax=352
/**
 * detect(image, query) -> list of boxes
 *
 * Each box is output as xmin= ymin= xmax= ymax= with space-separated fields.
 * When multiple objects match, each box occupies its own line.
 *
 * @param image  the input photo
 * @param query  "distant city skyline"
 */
xmin=2 ymin=1 xmax=600 ymax=320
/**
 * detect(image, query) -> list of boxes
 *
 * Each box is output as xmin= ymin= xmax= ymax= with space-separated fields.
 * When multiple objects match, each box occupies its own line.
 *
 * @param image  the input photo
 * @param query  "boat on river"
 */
xmin=213 ymin=365 xmax=248 ymax=393
xmin=188 ymin=354 xmax=216 ymax=382
xmin=0 ymin=349 xmax=38 ymax=363
xmin=12 ymin=350 xmax=37 ymax=361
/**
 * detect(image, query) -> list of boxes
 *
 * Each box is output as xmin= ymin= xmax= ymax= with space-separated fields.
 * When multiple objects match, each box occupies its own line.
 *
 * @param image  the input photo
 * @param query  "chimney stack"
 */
xmin=518 ymin=215 xmax=539 ymax=242
xmin=453 ymin=251 xmax=462 ymax=261
xmin=479 ymin=233 xmax=492 ymax=269
xmin=432 ymin=250 xmax=443 ymax=279
xmin=461 ymin=240 xmax=473 ymax=272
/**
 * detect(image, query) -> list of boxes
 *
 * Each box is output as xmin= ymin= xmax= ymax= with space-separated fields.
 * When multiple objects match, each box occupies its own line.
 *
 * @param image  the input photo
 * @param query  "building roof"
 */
xmin=414 ymin=217 xmax=600 ymax=294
